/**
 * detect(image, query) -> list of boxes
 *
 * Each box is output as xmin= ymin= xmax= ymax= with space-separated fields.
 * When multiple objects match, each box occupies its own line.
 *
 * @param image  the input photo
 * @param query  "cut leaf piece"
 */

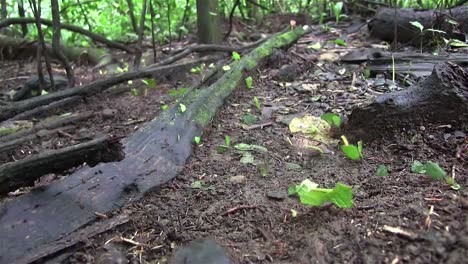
xmin=235 ymin=143 xmax=268 ymax=153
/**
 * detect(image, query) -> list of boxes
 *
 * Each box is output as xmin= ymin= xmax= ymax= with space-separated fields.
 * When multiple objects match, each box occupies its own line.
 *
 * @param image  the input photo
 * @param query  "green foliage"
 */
xmin=376 ymin=165 xmax=388 ymax=176
xmin=340 ymin=136 xmax=363 ymax=161
xmin=6 ymin=0 xmax=458 ymax=48
xmin=289 ymin=179 xmax=353 ymax=208
xmin=194 ymin=136 xmax=201 ymax=145
xmin=320 ymin=113 xmax=341 ymax=128
xmin=332 ymin=2 xmax=344 ymax=23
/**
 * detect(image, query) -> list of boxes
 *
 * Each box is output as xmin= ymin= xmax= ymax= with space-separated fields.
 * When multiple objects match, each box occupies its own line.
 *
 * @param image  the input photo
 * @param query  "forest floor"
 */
xmin=1 ymin=19 xmax=467 ymax=264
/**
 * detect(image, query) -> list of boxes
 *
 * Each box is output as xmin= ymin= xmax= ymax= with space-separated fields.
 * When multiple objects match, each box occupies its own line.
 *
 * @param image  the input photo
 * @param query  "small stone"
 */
xmin=102 ymin=108 xmax=118 ymax=119
xmin=428 ymin=135 xmax=435 ymax=140
xmin=266 ymin=190 xmax=288 ymax=200
xmin=229 ymin=175 xmax=246 ymax=184
xmin=419 ymin=126 xmax=425 ymax=131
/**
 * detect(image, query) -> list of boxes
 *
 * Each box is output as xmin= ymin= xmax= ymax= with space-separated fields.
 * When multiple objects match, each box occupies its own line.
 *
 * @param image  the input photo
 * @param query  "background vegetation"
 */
xmin=2 ymin=0 xmax=463 ymax=46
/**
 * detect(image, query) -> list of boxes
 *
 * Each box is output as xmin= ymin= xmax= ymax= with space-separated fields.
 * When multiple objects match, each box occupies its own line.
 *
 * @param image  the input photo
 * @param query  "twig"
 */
xmin=221 ymin=205 xmax=258 ymax=216
xmin=291 ymin=51 xmax=326 ymax=72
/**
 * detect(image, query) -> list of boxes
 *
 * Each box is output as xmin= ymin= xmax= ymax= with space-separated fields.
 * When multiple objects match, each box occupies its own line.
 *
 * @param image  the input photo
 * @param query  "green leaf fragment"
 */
xmin=232 ymin=51 xmax=241 ymax=61
xmin=341 ymin=145 xmax=361 ymax=160
xmin=411 ymin=160 xmax=426 ymax=174
xmin=320 ymin=113 xmax=341 ymax=127
xmin=376 ymin=165 xmax=388 ymax=176
xmin=245 ymin=76 xmax=253 ymax=89
xmin=235 ymin=143 xmax=268 ymax=153
xmin=424 ymin=161 xmax=446 ymax=180
xmin=290 ymin=180 xmax=353 ymax=208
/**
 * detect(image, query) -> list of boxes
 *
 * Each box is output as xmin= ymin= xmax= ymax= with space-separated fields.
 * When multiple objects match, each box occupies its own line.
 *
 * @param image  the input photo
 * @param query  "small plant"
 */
xmin=410 ymin=21 xmax=446 ymax=52
xmin=288 ymin=179 xmax=353 ymax=208
xmin=216 ymin=135 xmax=231 ymax=153
xmin=320 ymin=113 xmax=341 ymax=128
xmin=142 ymin=78 xmax=157 ymax=89
xmin=332 ymin=1 xmax=344 ymax=23
xmin=376 ymin=165 xmax=389 ymax=176
xmin=245 ymin=76 xmax=253 ymax=89
xmin=341 ymin=135 xmax=363 ymax=161
xmin=194 ymin=136 xmax=201 ymax=145
xmin=253 ymin=96 xmax=261 ymax=110
xmin=411 ymin=160 xmax=460 ymax=190
xmin=130 ymin=88 xmax=139 ymax=96
xmin=232 ymin=51 xmax=241 ymax=61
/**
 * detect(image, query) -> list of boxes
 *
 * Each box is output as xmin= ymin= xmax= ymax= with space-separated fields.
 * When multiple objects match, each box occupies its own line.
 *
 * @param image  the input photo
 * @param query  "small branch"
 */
xmin=221 ymin=205 xmax=258 ymax=216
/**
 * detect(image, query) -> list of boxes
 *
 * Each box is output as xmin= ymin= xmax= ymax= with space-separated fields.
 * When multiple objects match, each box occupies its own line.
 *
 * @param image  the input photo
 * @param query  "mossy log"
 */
xmin=343 ymin=62 xmax=468 ymax=141
xmin=0 ymin=27 xmax=310 ymax=264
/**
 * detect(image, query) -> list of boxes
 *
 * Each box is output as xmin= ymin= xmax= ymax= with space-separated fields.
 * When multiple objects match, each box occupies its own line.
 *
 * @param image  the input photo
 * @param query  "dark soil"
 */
xmin=1 ymin=21 xmax=467 ymax=264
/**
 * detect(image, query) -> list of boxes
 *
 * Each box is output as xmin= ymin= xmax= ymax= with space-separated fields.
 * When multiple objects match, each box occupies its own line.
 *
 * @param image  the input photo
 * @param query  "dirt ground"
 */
xmin=1 ymin=22 xmax=467 ymax=264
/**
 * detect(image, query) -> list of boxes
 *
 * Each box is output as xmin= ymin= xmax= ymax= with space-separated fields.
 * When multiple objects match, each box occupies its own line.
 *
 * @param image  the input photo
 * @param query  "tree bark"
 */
xmin=133 ymin=0 xmax=147 ymax=69
xmin=196 ymin=0 xmax=222 ymax=44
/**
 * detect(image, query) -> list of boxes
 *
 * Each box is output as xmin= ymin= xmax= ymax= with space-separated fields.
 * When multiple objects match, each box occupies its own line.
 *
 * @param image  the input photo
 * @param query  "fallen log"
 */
xmin=0 ymin=136 xmax=122 ymax=194
xmin=0 ymin=125 xmax=75 ymax=154
xmin=0 ymin=34 xmax=112 ymax=66
xmin=368 ymin=6 xmax=468 ymax=43
xmin=0 ymin=27 xmax=310 ymax=263
xmin=0 ymin=112 xmax=92 ymax=143
xmin=343 ymin=62 xmax=468 ymax=141
xmin=341 ymin=48 xmax=468 ymax=77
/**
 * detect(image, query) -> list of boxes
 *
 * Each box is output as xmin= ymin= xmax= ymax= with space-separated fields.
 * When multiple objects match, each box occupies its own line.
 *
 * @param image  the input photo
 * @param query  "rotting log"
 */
xmin=0 ymin=112 xmax=92 ymax=143
xmin=0 ymin=136 xmax=123 ymax=194
xmin=0 ymin=57 xmax=218 ymax=122
xmin=343 ymin=62 xmax=468 ymax=141
xmin=368 ymin=6 xmax=468 ymax=44
xmin=0 ymin=125 xmax=75 ymax=154
xmin=341 ymin=48 xmax=468 ymax=77
xmin=0 ymin=34 xmax=114 ymax=67
xmin=0 ymin=26 xmax=310 ymax=264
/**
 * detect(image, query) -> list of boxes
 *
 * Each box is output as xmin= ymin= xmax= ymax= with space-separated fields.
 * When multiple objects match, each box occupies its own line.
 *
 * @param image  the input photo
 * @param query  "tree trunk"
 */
xmin=196 ymin=0 xmax=221 ymax=44
xmin=17 ymin=0 xmax=28 ymax=36
xmin=0 ymin=0 xmax=6 ymax=19
xmin=126 ymin=0 xmax=139 ymax=33
xmin=51 ymin=0 xmax=75 ymax=87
